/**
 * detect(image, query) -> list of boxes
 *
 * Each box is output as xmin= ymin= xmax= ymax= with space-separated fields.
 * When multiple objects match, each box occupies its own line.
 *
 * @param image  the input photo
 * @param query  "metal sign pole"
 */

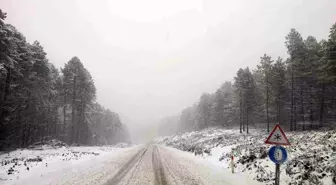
xmin=266 ymin=124 xmax=290 ymax=185
xmin=275 ymin=164 xmax=280 ymax=185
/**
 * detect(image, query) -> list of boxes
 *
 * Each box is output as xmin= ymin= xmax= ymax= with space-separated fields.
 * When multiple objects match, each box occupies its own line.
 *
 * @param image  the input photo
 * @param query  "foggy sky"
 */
xmin=2 ymin=0 xmax=336 ymax=140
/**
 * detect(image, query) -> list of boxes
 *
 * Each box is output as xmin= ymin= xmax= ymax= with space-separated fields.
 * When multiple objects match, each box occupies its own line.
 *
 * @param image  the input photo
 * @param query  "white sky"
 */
xmin=2 ymin=0 xmax=336 ymax=140
xmin=107 ymin=0 xmax=203 ymax=22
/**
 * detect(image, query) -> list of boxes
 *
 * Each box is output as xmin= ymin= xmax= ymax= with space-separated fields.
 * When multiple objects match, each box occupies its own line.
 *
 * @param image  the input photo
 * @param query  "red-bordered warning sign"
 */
xmin=265 ymin=124 xmax=290 ymax=145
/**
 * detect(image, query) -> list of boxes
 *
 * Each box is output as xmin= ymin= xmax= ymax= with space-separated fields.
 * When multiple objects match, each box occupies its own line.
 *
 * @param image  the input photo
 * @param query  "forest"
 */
xmin=159 ymin=23 xmax=336 ymax=135
xmin=0 ymin=9 xmax=130 ymax=150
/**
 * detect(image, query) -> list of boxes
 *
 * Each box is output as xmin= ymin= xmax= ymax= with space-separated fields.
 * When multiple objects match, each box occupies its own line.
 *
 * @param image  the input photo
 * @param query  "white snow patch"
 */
xmin=163 ymin=146 xmax=263 ymax=185
xmin=0 ymin=144 xmax=139 ymax=185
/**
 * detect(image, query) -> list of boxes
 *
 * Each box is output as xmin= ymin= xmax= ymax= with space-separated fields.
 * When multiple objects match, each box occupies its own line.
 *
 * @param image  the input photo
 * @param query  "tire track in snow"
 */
xmin=104 ymin=148 xmax=147 ymax=185
xmin=158 ymin=146 xmax=205 ymax=185
xmin=152 ymin=146 xmax=168 ymax=185
xmin=123 ymin=149 xmax=147 ymax=185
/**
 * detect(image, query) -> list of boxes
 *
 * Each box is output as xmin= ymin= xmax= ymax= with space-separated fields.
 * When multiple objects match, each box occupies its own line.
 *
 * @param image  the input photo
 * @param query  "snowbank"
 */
xmin=0 ymin=141 xmax=137 ymax=184
xmin=156 ymin=128 xmax=336 ymax=185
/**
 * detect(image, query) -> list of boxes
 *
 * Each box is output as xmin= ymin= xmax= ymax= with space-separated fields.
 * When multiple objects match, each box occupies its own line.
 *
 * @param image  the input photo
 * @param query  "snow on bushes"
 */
xmin=156 ymin=128 xmax=336 ymax=185
xmin=27 ymin=139 xmax=68 ymax=150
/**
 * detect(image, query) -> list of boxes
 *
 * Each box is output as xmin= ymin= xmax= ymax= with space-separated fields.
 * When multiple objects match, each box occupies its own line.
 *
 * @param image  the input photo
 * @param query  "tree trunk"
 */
xmin=266 ymin=82 xmax=269 ymax=132
xmin=20 ymin=108 xmax=26 ymax=148
xmin=277 ymin=94 xmax=280 ymax=124
xmin=239 ymin=90 xmax=242 ymax=133
xmin=71 ymin=75 xmax=77 ymax=143
xmin=40 ymin=124 xmax=45 ymax=142
xmin=0 ymin=66 xmax=11 ymax=149
xmin=246 ymin=108 xmax=249 ymax=134
xmin=63 ymin=89 xmax=67 ymax=141
xmin=319 ymin=84 xmax=325 ymax=128
xmin=309 ymin=84 xmax=313 ymax=129
xmin=20 ymin=125 xmax=26 ymax=148
xmin=75 ymin=124 xmax=80 ymax=144
xmin=28 ymin=113 xmax=37 ymax=146
xmin=276 ymin=98 xmax=279 ymax=123
xmin=300 ymin=86 xmax=305 ymax=131
xmin=294 ymin=98 xmax=297 ymax=131
xmin=77 ymin=95 xmax=84 ymax=144
xmin=46 ymin=99 xmax=51 ymax=141
xmin=277 ymin=75 xmax=281 ymax=123
xmin=242 ymin=100 xmax=245 ymax=132
xmin=81 ymin=96 xmax=85 ymax=144
xmin=332 ymin=90 xmax=336 ymax=122
xmin=290 ymin=66 xmax=294 ymax=131
xmin=0 ymin=66 xmax=10 ymax=128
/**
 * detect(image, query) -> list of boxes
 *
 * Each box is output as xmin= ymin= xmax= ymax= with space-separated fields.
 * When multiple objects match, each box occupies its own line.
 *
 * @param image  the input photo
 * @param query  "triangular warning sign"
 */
xmin=265 ymin=124 xmax=290 ymax=145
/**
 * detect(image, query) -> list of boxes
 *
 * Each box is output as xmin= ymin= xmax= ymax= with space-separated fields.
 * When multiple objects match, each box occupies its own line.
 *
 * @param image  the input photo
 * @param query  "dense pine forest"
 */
xmin=0 ymin=10 xmax=129 ymax=150
xmin=160 ymin=23 xmax=336 ymax=135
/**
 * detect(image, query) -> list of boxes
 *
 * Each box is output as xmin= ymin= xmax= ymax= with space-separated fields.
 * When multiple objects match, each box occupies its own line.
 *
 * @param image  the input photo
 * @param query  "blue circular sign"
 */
xmin=268 ymin=146 xmax=287 ymax=164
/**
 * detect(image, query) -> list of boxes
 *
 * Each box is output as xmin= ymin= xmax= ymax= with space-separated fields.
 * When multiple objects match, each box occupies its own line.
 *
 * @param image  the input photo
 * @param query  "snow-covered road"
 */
xmin=2 ymin=144 xmax=261 ymax=185
xmin=73 ymin=144 xmax=260 ymax=185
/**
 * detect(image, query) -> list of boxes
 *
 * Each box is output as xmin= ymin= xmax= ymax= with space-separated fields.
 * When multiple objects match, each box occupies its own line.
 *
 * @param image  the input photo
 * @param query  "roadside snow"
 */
xmin=156 ymin=128 xmax=336 ymax=185
xmin=160 ymin=145 xmax=263 ymax=185
xmin=0 ymin=142 xmax=138 ymax=185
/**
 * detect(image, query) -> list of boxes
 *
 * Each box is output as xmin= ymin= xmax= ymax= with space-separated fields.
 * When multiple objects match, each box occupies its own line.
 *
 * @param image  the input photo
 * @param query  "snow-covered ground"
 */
xmin=0 ymin=140 xmax=263 ymax=185
xmin=0 ymin=140 xmax=137 ymax=185
xmin=156 ymin=128 xmax=336 ymax=185
xmin=159 ymin=145 xmax=263 ymax=185
xmin=2 ymin=130 xmax=335 ymax=185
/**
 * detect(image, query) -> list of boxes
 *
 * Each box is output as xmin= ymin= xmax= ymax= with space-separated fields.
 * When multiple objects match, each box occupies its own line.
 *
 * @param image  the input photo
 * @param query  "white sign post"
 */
xmin=231 ymin=154 xmax=234 ymax=174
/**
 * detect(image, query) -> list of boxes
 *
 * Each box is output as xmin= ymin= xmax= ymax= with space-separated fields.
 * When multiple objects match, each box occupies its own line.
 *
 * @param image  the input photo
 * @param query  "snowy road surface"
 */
xmin=3 ymin=144 xmax=261 ymax=185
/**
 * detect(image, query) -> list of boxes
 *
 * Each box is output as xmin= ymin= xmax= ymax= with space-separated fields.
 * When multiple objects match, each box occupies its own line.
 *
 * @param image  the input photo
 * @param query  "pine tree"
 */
xmin=197 ymin=93 xmax=214 ymax=129
xmin=0 ymin=9 xmax=129 ymax=149
xmin=213 ymin=81 xmax=233 ymax=127
xmin=243 ymin=68 xmax=258 ymax=134
xmin=319 ymin=23 xmax=336 ymax=125
xmin=172 ymin=22 xmax=336 ymax=134
xmin=270 ymin=57 xmax=286 ymax=125
xmin=61 ymin=57 xmax=96 ymax=144
xmin=285 ymin=28 xmax=308 ymax=131
xmin=320 ymin=23 xmax=336 ymax=83
xmin=303 ymin=36 xmax=323 ymax=129
xmin=234 ymin=69 xmax=245 ymax=133
xmin=257 ymin=54 xmax=274 ymax=132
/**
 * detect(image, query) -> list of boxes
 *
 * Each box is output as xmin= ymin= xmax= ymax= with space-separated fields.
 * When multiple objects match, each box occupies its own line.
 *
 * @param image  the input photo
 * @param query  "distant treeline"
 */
xmin=159 ymin=23 xmax=336 ymax=135
xmin=0 ymin=10 xmax=129 ymax=150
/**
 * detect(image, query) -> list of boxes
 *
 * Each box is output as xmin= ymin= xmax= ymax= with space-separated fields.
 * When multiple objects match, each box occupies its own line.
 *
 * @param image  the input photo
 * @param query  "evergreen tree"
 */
xmin=234 ymin=68 xmax=245 ymax=133
xmin=319 ymin=23 xmax=336 ymax=125
xmin=197 ymin=93 xmax=214 ymax=129
xmin=285 ymin=28 xmax=308 ymax=131
xmin=269 ymin=57 xmax=287 ymax=125
xmin=242 ymin=67 xmax=258 ymax=134
xmin=172 ymin=22 xmax=336 ymax=135
xmin=257 ymin=54 xmax=274 ymax=132
xmin=0 ymin=9 xmax=129 ymax=149
xmin=61 ymin=57 xmax=96 ymax=144
xmin=213 ymin=81 xmax=234 ymax=127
